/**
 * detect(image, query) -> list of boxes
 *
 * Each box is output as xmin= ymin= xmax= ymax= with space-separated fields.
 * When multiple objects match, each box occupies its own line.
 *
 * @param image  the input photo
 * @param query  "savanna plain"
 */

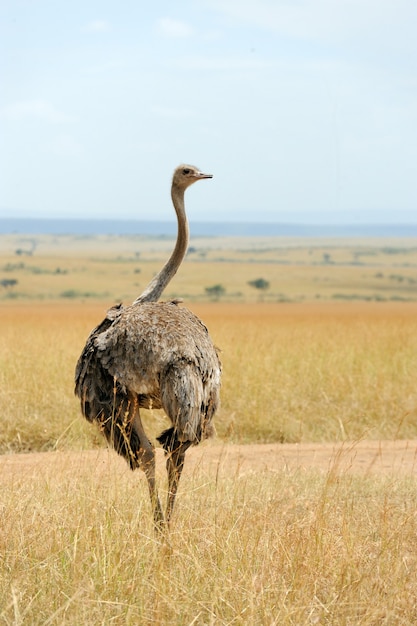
xmin=1 ymin=234 xmax=417 ymax=624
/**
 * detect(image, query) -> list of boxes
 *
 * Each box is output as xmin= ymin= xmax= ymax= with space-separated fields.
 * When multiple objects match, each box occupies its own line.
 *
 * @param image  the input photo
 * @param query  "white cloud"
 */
xmin=83 ymin=19 xmax=111 ymax=33
xmin=81 ymin=60 xmax=124 ymax=75
xmin=0 ymin=99 xmax=71 ymax=123
xmin=207 ymin=0 xmax=417 ymax=48
xmin=156 ymin=17 xmax=193 ymax=38
xmin=165 ymin=55 xmax=274 ymax=71
xmin=151 ymin=105 xmax=196 ymax=119
xmin=44 ymin=134 xmax=84 ymax=158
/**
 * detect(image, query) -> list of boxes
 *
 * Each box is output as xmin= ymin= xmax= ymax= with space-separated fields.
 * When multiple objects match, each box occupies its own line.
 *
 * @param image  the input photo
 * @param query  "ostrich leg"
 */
xmin=165 ymin=438 xmax=192 ymax=523
xmin=129 ymin=397 xmax=164 ymax=529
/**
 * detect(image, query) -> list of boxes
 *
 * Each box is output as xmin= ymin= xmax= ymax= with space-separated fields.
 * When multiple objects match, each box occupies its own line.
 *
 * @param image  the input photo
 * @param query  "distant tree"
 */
xmin=248 ymin=278 xmax=270 ymax=291
xmin=0 ymin=278 xmax=18 ymax=288
xmin=15 ymin=239 xmax=36 ymax=256
xmin=205 ymin=284 xmax=225 ymax=299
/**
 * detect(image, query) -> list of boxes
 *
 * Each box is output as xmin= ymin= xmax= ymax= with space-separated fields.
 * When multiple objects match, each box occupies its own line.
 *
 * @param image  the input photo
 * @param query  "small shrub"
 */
xmin=0 ymin=278 xmax=18 ymax=288
xmin=60 ymin=289 xmax=81 ymax=299
xmin=248 ymin=278 xmax=270 ymax=291
xmin=205 ymin=284 xmax=225 ymax=299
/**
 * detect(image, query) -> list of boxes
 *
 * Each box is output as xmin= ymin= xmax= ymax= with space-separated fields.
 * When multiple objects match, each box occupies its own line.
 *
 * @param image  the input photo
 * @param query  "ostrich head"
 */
xmin=172 ymin=164 xmax=213 ymax=191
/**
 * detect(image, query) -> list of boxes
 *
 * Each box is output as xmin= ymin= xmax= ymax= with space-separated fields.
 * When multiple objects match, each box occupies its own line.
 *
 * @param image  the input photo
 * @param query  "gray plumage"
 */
xmin=75 ymin=165 xmax=221 ymax=527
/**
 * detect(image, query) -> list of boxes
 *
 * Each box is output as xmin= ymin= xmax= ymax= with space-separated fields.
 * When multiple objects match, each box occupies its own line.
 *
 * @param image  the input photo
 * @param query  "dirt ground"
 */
xmin=1 ymin=440 xmax=417 ymax=484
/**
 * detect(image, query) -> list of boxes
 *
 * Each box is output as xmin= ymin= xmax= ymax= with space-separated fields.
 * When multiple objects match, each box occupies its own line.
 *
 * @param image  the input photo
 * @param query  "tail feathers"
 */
xmin=156 ymin=427 xmax=193 ymax=457
xmin=84 ymin=392 xmax=142 ymax=471
xmin=156 ymin=421 xmax=216 ymax=454
xmin=156 ymin=427 xmax=175 ymax=451
xmin=99 ymin=404 xmax=142 ymax=470
xmin=159 ymin=361 xmax=218 ymax=446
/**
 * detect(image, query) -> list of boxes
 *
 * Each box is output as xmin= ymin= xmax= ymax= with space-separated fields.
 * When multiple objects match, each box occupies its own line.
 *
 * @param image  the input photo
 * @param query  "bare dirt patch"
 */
xmin=1 ymin=440 xmax=417 ymax=485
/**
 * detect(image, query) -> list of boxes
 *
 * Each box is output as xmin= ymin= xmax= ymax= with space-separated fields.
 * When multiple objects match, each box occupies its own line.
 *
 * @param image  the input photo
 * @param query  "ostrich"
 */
xmin=75 ymin=165 xmax=221 ymax=528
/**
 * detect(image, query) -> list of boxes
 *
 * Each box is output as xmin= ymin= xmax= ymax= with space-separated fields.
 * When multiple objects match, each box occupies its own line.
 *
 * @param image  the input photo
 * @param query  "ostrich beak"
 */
xmin=196 ymin=171 xmax=213 ymax=179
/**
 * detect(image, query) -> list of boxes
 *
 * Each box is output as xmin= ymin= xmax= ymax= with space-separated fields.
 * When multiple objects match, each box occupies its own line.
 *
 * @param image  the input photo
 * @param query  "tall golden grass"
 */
xmin=1 ymin=301 xmax=417 ymax=452
xmin=215 ymin=302 xmax=417 ymax=443
xmin=1 ymin=301 xmax=417 ymax=623
xmin=1 ymin=447 xmax=417 ymax=624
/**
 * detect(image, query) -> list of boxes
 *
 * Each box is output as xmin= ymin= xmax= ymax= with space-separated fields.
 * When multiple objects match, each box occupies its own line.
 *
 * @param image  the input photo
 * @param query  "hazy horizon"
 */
xmin=2 ymin=216 xmax=417 ymax=238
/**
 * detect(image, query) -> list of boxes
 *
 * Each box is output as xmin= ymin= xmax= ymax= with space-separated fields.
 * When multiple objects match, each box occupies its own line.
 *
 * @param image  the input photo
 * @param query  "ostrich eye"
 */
xmin=182 ymin=168 xmax=191 ymax=175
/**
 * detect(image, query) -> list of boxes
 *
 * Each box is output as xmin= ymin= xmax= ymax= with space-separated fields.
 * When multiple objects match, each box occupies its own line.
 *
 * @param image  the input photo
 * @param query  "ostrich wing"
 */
xmin=75 ymin=303 xmax=124 ymax=422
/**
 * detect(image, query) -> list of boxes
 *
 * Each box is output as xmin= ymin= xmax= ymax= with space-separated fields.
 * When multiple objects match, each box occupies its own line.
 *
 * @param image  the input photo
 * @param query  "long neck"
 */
xmin=133 ymin=185 xmax=189 ymax=304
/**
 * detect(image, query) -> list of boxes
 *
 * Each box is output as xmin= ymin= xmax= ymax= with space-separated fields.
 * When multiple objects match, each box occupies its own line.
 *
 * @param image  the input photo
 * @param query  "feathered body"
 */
xmin=74 ymin=164 xmax=220 ymax=526
xmin=75 ymin=301 xmax=220 ymax=464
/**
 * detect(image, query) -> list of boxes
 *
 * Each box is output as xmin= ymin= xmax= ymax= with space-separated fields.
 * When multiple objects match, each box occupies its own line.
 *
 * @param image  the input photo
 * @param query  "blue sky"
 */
xmin=1 ymin=0 xmax=416 ymax=223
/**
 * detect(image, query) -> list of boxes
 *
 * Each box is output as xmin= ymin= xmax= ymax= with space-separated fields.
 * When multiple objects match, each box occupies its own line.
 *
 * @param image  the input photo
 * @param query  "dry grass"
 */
xmin=1 ymin=302 xmax=417 ymax=452
xmin=1 ymin=294 xmax=417 ymax=623
xmin=1 ymin=448 xmax=417 ymax=624
xmin=2 ymin=234 xmax=417 ymax=303
xmin=215 ymin=302 xmax=417 ymax=443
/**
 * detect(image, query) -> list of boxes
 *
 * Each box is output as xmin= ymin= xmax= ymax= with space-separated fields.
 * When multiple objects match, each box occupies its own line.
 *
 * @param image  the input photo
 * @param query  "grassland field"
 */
xmin=1 ymin=234 xmax=417 ymax=623
xmin=2 ymin=233 xmax=417 ymax=302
